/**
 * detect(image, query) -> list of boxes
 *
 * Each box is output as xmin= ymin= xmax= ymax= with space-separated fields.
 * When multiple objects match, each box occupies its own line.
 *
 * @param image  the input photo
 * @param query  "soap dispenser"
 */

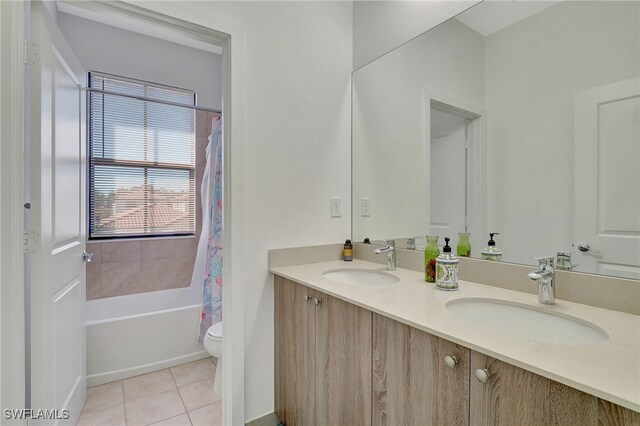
xmin=343 ymin=239 xmax=353 ymax=261
xmin=481 ymin=233 xmax=502 ymax=261
xmin=436 ymin=237 xmax=459 ymax=291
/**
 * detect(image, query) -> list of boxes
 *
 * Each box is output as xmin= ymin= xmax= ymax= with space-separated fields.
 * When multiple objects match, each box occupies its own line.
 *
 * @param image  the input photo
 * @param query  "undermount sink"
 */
xmin=323 ymin=268 xmax=399 ymax=286
xmin=446 ymin=298 xmax=609 ymax=345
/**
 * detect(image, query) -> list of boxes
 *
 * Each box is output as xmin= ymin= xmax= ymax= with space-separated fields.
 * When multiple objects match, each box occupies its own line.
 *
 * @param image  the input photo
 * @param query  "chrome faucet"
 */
xmin=528 ymin=256 xmax=556 ymax=305
xmin=374 ymin=240 xmax=396 ymax=271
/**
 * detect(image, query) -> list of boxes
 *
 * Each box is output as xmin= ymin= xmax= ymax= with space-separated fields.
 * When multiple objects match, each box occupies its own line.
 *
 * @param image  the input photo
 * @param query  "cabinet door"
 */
xmin=598 ymin=399 xmax=640 ymax=425
xmin=470 ymin=351 xmax=598 ymax=425
xmin=275 ymin=277 xmax=316 ymax=426
xmin=315 ymin=291 xmax=372 ymax=426
xmin=372 ymin=314 xmax=470 ymax=426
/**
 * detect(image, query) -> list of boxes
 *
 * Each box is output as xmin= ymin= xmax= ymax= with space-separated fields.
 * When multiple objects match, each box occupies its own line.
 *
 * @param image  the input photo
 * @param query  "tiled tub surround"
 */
xmin=269 ymin=245 xmax=640 ymax=412
xmin=87 ymin=110 xmax=218 ymax=300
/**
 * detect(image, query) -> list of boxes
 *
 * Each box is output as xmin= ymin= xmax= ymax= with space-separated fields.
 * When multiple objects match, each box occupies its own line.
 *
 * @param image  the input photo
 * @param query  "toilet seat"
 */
xmin=206 ymin=321 xmax=223 ymax=340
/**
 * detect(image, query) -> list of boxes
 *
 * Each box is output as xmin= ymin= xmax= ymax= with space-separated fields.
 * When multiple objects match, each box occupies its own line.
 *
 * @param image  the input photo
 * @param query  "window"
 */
xmin=88 ymin=72 xmax=196 ymax=239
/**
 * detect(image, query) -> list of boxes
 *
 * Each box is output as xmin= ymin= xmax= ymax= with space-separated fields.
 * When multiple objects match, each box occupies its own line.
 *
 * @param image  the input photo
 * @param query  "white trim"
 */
xmin=6 ymin=1 xmax=246 ymax=424
xmin=76 ymin=2 xmax=246 ymax=424
xmin=0 ymin=0 xmax=27 ymax=419
xmin=424 ymin=89 xmax=487 ymax=255
xmin=57 ymin=1 xmax=223 ymax=55
xmin=87 ymin=351 xmax=210 ymax=388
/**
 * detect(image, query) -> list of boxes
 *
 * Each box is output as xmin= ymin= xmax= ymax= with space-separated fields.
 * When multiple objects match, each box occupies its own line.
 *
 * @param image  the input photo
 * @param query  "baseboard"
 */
xmin=86 ymin=350 xmax=210 ymax=387
xmin=245 ymin=411 xmax=282 ymax=426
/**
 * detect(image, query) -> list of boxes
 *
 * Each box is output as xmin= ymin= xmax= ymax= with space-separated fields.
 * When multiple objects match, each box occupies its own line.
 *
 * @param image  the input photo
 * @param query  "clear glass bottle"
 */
xmin=457 ymin=232 xmax=471 ymax=257
xmin=481 ymin=233 xmax=502 ymax=261
xmin=436 ymin=237 xmax=459 ymax=291
xmin=424 ymin=235 xmax=440 ymax=283
xmin=557 ymin=251 xmax=572 ymax=270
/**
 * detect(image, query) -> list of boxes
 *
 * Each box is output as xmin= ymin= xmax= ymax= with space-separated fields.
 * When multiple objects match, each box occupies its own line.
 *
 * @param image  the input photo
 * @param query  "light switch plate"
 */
xmin=361 ymin=197 xmax=371 ymax=217
xmin=330 ymin=197 xmax=342 ymax=217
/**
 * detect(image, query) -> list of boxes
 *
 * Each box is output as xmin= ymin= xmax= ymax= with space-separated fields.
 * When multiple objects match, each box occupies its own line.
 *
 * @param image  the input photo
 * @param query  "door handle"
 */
xmin=575 ymin=242 xmax=601 ymax=256
xmin=82 ymin=250 xmax=94 ymax=263
xmin=577 ymin=243 xmax=590 ymax=252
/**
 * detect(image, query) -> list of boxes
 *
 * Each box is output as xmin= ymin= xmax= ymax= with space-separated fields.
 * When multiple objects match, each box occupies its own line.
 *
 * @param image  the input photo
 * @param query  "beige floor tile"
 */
xmin=83 ymin=381 xmax=124 ymax=412
xmin=149 ymin=413 xmax=192 ymax=426
xmin=170 ymin=359 xmax=215 ymax=388
xmin=178 ymin=378 xmax=220 ymax=412
xmin=77 ymin=403 xmax=126 ymax=426
xmin=125 ymin=389 xmax=185 ymax=426
xmin=187 ymin=402 xmax=222 ymax=426
xmin=123 ymin=369 xmax=176 ymax=402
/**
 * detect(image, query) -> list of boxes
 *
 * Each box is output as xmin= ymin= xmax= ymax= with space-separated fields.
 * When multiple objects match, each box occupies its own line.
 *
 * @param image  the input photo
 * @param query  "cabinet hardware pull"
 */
xmin=313 ymin=298 xmax=322 ymax=306
xmin=475 ymin=368 xmax=491 ymax=383
xmin=444 ymin=355 xmax=459 ymax=368
xmin=304 ymin=294 xmax=312 ymax=302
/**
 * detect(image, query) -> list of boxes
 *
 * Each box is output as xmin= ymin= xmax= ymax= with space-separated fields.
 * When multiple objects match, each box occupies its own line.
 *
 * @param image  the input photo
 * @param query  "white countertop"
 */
xmin=270 ymin=259 xmax=640 ymax=412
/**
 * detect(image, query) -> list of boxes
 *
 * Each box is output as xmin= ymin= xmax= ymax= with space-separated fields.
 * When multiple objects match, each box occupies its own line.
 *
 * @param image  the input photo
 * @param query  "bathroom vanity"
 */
xmin=271 ymin=255 xmax=640 ymax=426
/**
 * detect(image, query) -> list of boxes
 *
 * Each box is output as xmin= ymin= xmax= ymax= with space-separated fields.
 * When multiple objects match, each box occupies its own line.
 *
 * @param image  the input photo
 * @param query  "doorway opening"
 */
xmin=426 ymin=93 xmax=486 ymax=257
xmin=9 ymin=2 xmax=243 ymax=424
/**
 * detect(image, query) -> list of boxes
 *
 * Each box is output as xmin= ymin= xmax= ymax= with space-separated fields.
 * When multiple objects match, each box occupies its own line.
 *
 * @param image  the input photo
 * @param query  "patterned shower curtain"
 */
xmin=196 ymin=117 xmax=223 ymax=342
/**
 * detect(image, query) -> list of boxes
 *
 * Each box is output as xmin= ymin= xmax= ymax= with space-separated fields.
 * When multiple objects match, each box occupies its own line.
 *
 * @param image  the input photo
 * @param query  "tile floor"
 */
xmin=77 ymin=357 xmax=221 ymax=426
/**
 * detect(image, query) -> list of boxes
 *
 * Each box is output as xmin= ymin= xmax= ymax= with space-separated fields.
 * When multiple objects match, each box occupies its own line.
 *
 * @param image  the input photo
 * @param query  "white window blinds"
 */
xmin=89 ymin=72 xmax=196 ymax=239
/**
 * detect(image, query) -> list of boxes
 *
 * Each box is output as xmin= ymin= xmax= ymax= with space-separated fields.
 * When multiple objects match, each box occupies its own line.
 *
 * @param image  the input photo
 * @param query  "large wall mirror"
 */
xmin=352 ymin=1 xmax=640 ymax=280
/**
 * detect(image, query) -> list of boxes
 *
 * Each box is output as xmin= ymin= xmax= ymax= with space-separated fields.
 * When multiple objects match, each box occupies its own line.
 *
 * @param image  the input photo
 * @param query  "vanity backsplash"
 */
xmin=270 ymin=243 xmax=640 ymax=316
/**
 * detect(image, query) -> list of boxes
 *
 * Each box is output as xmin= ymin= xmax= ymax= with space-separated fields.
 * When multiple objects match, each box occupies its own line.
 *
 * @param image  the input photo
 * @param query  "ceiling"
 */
xmin=456 ymin=0 xmax=563 ymax=36
xmin=56 ymin=1 xmax=223 ymax=55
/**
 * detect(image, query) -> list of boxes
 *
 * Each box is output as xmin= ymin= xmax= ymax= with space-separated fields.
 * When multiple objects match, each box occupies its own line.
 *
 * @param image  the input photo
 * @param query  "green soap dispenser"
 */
xmin=481 ymin=233 xmax=502 ymax=261
xmin=436 ymin=237 xmax=459 ymax=291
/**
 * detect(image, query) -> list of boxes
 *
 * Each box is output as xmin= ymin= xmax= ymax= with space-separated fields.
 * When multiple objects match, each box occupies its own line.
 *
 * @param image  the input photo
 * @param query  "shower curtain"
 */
xmin=191 ymin=116 xmax=223 ymax=343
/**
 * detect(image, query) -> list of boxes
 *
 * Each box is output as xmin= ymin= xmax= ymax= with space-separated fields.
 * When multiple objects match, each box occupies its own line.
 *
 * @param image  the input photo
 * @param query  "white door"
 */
xmin=429 ymin=108 xmax=467 ymax=245
xmin=574 ymin=78 xmax=640 ymax=279
xmin=29 ymin=3 xmax=87 ymax=423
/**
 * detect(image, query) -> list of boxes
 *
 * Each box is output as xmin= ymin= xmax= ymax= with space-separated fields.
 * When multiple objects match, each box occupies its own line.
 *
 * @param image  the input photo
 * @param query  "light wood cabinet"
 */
xmin=372 ymin=313 xmax=470 ymax=426
xmin=274 ymin=275 xmax=639 ymax=426
xmin=275 ymin=276 xmax=372 ymax=426
xmin=275 ymin=276 xmax=315 ymax=426
xmin=470 ymin=351 xmax=596 ymax=425
xmin=470 ymin=352 xmax=640 ymax=426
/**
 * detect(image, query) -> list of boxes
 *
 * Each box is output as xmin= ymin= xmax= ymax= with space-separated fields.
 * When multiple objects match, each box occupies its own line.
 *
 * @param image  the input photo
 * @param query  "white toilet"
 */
xmin=203 ymin=321 xmax=223 ymax=397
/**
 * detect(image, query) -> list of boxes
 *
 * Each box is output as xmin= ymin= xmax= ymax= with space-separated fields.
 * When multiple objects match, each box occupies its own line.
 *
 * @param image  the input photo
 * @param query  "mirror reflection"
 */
xmin=352 ymin=1 xmax=640 ymax=280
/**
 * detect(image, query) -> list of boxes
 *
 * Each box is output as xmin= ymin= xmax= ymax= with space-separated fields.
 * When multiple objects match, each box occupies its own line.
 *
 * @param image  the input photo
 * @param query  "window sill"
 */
xmin=87 ymin=235 xmax=196 ymax=244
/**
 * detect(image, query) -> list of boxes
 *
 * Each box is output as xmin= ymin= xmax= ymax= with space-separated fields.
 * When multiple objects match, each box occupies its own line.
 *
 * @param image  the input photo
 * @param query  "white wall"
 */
xmin=57 ymin=12 xmax=222 ymax=109
xmin=353 ymin=18 xmax=484 ymax=242
xmin=485 ymin=1 xmax=640 ymax=265
xmin=127 ymin=1 xmax=353 ymax=421
xmin=353 ymin=0 xmax=479 ymax=70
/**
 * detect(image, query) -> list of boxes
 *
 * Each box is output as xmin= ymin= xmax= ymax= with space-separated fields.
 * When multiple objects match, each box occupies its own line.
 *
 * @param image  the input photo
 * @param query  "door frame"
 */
xmin=0 ymin=0 xmax=27 ymax=420
xmin=424 ymin=89 xmax=487 ymax=256
xmin=1 ymin=1 xmax=246 ymax=424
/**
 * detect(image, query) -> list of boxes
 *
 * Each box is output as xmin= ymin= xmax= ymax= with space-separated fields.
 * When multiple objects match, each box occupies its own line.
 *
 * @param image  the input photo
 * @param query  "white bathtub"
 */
xmin=86 ymin=288 xmax=208 ymax=387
